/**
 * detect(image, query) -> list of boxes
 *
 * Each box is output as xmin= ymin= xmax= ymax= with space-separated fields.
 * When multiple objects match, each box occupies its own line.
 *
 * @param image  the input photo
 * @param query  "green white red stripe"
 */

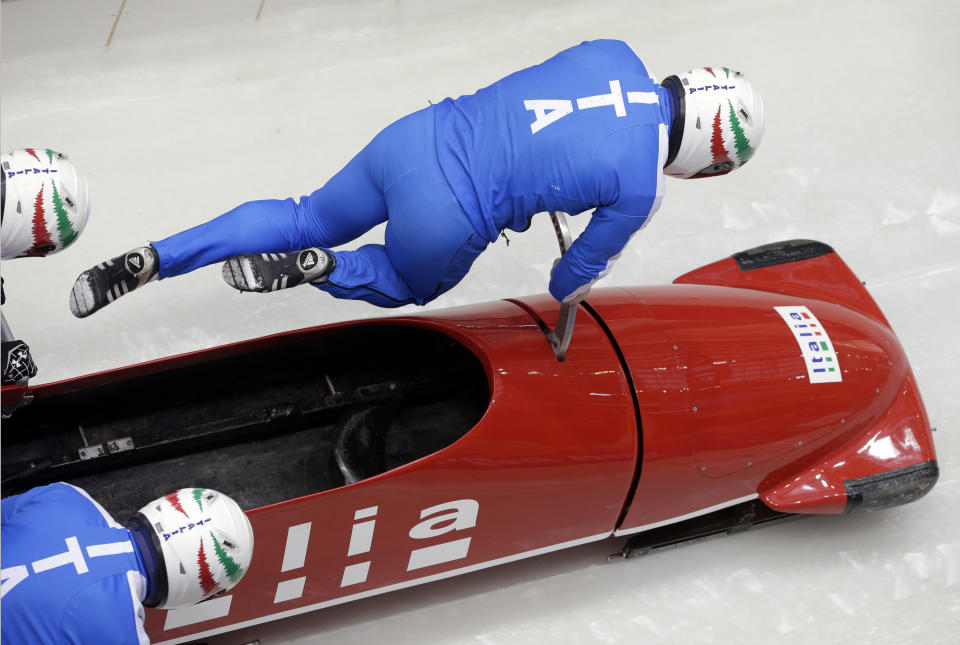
xmin=197 ymin=538 xmax=219 ymax=596
xmin=210 ymin=532 xmax=244 ymax=583
xmin=707 ymin=99 xmax=755 ymax=167
xmin=51 ymin=180 xmax=78 ymax=247
xmin=166 ymin=491 xmax=191 ymax=518
xmin=29 ymin=185 xmax=54 ymax=256
xmin=193 ymin=488 xmax=206 ymax=512
xmin=726 ymin=99 xmax=755 ymax=163
xmin=710 ymin=106 xmax=730 ymax=165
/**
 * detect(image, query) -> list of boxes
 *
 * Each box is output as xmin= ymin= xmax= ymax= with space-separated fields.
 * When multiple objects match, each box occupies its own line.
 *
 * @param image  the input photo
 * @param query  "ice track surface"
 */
xmin=2 ymin=1 xmax=958 ymax=643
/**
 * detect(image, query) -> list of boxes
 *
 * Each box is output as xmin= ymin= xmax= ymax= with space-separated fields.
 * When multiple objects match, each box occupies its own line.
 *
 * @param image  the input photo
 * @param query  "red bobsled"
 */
xmin=0 ymin=240 xmax=938 ymax=644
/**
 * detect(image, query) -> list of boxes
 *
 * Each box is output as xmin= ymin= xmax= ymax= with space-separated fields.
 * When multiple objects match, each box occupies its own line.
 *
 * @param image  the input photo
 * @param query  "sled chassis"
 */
xmin=0 ymin=240 xmax=938 ymax=644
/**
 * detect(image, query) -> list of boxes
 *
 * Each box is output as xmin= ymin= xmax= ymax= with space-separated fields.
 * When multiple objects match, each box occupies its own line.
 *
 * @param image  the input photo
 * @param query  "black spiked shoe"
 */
xmin=70 ymin=246 xmax=159 ymax=318
xmin=221 ymin=248 xmax=335 ymax=293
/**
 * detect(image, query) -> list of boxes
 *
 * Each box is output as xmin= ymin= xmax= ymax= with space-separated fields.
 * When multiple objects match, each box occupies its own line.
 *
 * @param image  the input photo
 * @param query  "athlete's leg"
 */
xmin=317 ymin=244 xmax=423 ymax=307
xmin=156 ymin=105 xmax=461 ymax=282
xmin=382 ymin=159 xmax=488 ymax=302
xmin=313 ymin=107 xmax=489 ymax=307
xmin=315 ymin=212 xmax=487 ymax=308
xmin=71 ymin=112 xmax=402 ymax=317
xmin=71 ymin=173 xmax=390 ymax=318
xmin=153 ymin=152 xmax=389 ymax=279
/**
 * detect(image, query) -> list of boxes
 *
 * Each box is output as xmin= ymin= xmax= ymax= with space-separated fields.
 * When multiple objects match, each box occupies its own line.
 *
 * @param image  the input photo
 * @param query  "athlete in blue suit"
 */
xmin=69 ymin=40 xmax=765 ymax=317
xmin=1 ymin=483 xmax=253 ymax=644
xmin=1 ymin=483 xmax=150 ymax=644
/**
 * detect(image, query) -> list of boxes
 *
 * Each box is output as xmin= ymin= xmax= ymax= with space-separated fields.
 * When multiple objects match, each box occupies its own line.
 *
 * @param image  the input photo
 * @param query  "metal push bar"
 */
xmin=546 ymin=211 xmax=576 ymax=362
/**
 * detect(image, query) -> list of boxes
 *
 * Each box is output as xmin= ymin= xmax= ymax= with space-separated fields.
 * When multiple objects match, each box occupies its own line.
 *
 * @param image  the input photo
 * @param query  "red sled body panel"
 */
xmin=589 ymin=282 xmax=934 ymax=533
xmin=201 ymin=302 xmax=638 ymax=638
xmin=0 ymin=240 xmax=938 ymax=644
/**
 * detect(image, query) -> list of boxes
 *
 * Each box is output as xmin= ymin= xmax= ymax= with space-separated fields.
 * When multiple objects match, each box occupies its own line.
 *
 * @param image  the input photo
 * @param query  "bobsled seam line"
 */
xmin=613 ymin=493 xmax=759 ymax=536
xmin=580 ymin=299 xmax=645 ymax=528
xmin=503 ymin=298 xmax=551 ymax=336
xmin=153 ymin=531 xmax=612 ymax=644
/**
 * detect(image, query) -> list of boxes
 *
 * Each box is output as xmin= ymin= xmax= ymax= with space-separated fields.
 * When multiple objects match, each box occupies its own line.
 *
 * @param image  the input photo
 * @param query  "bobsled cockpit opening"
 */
xmin=0 ymin=324 xmax=489 ymax=521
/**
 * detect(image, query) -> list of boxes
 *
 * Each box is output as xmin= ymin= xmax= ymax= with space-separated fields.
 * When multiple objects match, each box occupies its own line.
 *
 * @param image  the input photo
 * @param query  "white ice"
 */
xmin=2 ymin=0 xmax=958 ymax=643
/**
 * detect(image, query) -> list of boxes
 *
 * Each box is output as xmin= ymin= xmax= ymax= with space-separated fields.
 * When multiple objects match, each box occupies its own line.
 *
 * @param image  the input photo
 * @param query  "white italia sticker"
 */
xmin=774 ymin=306 xmax=842 ymax=384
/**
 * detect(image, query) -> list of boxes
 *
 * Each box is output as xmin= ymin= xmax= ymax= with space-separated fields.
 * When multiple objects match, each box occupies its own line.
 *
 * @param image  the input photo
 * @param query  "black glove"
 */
xmin=2 ymin=339 xmax=38 ymax=384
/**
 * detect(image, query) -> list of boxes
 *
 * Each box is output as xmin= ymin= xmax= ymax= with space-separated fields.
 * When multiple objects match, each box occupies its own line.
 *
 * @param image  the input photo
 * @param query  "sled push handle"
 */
xmin=547 ymin=211 xmax=577 ymax=362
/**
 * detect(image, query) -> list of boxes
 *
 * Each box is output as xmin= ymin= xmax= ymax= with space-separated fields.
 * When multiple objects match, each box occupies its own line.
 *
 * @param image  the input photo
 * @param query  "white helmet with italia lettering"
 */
xmin=1 ymin=148 xmax=90 ymax=259
xmin=127 ymin=488 xmax=255 ymax=609
xmin=662 ymin=67 xmax=765 ymax=179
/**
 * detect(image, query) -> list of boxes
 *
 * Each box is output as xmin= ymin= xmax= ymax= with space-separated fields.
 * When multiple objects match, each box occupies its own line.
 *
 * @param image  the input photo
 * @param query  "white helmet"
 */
xmin=1 ymin=148 xmax=90 ymax=259
xmin=662 ymin=68 xmax=765 ymax=179
xmin=128 ymin=488 xmax=254 ymax=609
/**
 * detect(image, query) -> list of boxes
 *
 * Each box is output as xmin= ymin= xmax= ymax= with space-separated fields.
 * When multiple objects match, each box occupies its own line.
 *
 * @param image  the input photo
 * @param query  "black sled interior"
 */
xmin=1 ymin=325 xmax=489 ymax=522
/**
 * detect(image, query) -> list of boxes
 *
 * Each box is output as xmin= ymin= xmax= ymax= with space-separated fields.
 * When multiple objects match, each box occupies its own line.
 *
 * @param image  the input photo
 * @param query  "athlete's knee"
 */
xmin=288 ymin=193 xmax=333 ymax=248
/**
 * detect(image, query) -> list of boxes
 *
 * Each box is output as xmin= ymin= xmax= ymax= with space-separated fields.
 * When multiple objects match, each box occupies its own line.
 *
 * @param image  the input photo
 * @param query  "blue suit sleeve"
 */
xmin=1 ymin=491 xmax=30 ymax=523
xmin=548 ymin=125 xmax=663 ymax=302
xmin=559 ymin=39 xmax=647 ymax=75
xmin=548 ymin=203 xmax=651 ymax=302
xmin=1 ymin=483 xmax=90 ymax=525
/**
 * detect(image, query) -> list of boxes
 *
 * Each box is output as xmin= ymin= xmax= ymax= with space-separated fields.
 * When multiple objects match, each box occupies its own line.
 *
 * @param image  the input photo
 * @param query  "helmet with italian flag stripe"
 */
xmin=661 ymin=67 xmax=765 ymax=179
xmin=1 ymin=148 xmax=90 ymax=259
xmin=129 ymin=488 xmax=254 ymax=609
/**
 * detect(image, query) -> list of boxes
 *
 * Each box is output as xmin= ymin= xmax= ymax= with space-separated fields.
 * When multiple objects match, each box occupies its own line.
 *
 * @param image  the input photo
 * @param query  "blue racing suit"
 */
xmin=1 ymin=483 xmax=151 ymax=645
xmin=152 ymin=39 xmax=672 ymax=306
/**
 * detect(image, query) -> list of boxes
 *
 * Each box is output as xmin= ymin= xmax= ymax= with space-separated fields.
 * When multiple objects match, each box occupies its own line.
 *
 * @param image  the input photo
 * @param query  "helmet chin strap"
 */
xmin=127 ymin=512 xmax=169 ymax=608
xmin=660 ymin=75 xmax=686 ymax=169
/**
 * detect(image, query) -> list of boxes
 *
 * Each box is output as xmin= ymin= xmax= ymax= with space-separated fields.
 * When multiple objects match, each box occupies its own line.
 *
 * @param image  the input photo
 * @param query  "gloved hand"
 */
xmin=2 ymin=339 xmax=38 ymax=385
xmin=563 ymin=287 xmax=591 ymax=305
xmin=551 ymin=257 xmax=591 ymax=305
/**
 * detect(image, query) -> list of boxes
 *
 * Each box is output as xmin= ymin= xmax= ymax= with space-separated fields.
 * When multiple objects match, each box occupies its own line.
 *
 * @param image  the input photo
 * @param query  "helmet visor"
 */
xmin=691 ymin=160 xmax=735 ymax=178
